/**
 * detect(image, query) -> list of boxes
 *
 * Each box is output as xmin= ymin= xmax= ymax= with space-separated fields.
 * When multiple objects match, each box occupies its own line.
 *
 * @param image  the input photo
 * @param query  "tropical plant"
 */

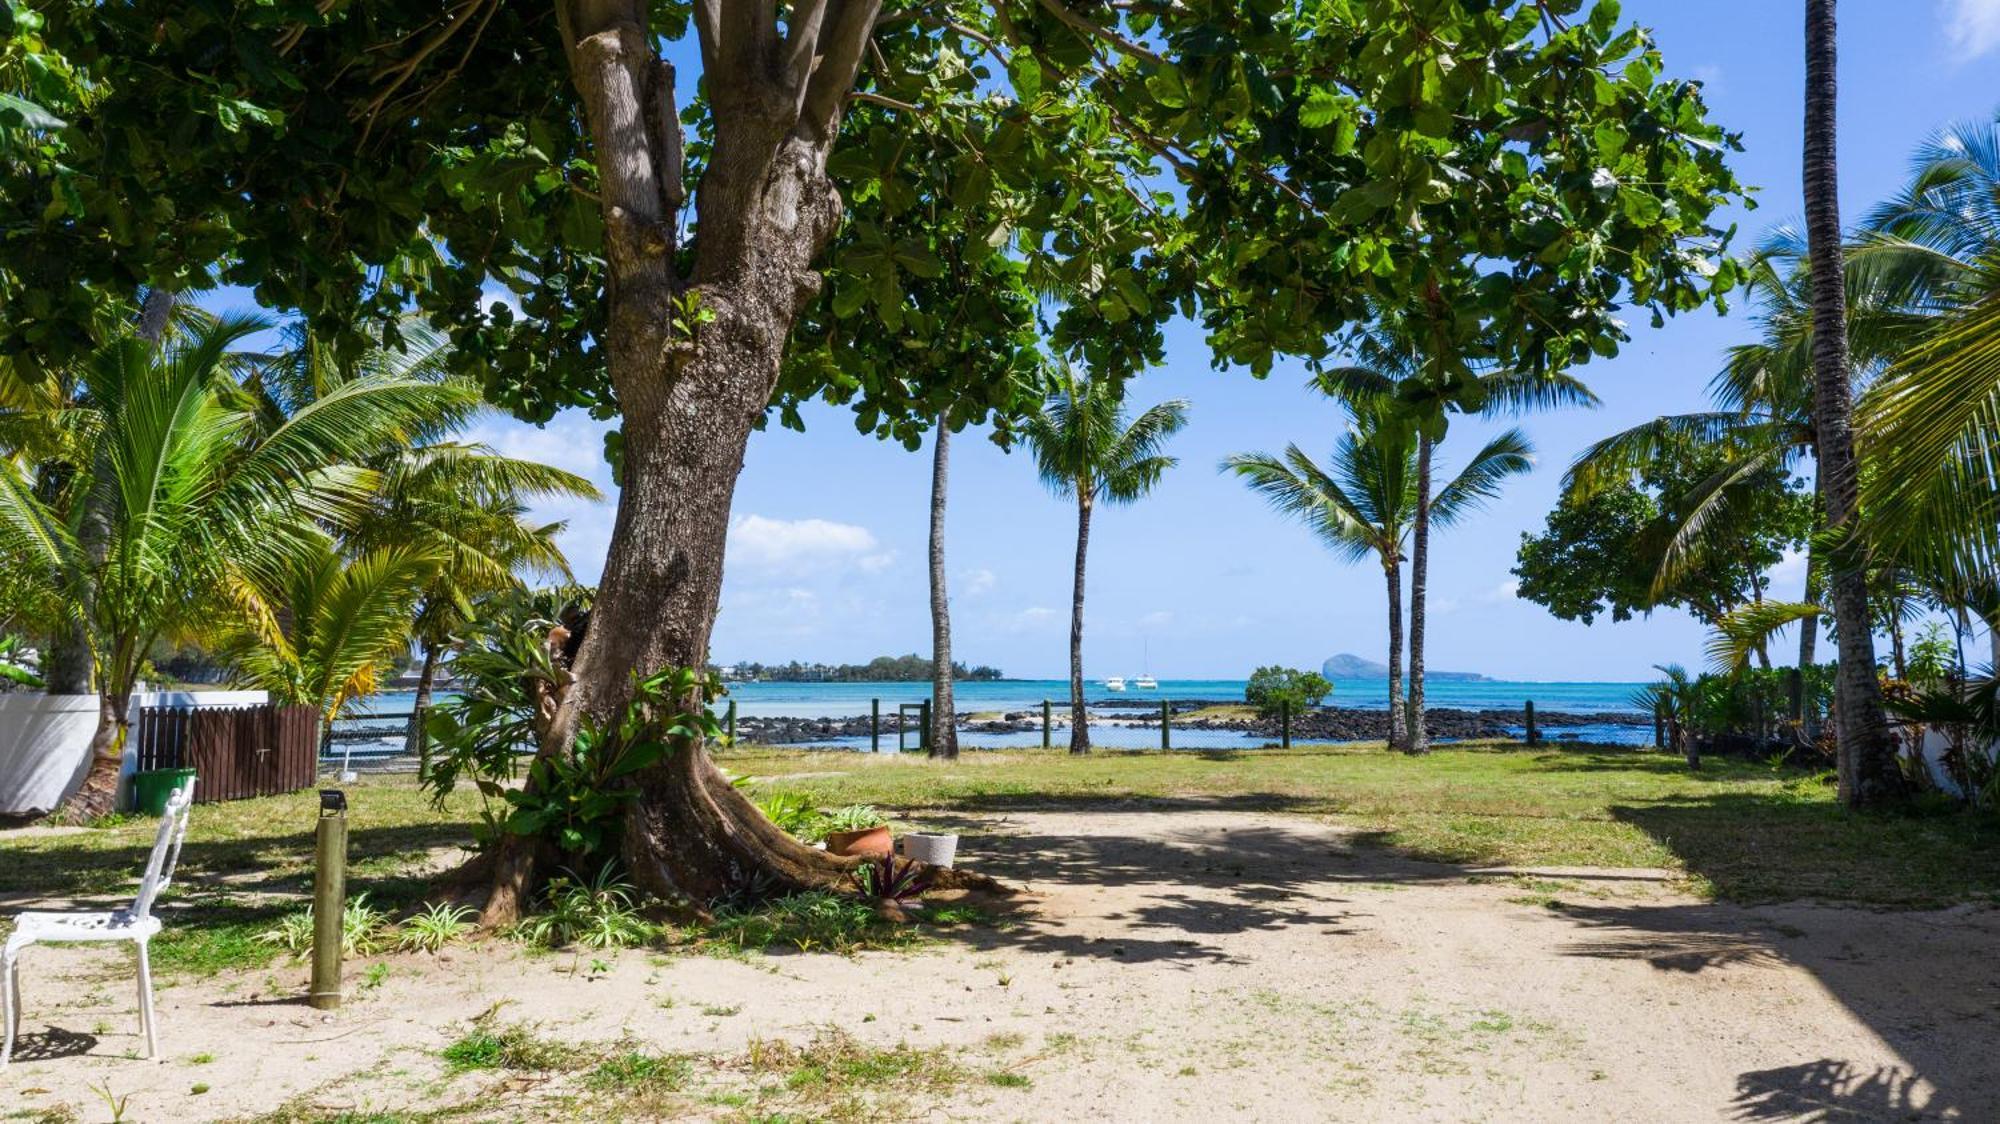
xmin=1227 ymin=399 xmax=1537 ymax=750
xmin=219 ymin=538 xmax=439 ymax=722
xmin=809 ymin=805 xmax=888 ymax=842
xmin=1633 ymin=664 xmax=1700 ymax=769
xmin=0 ymin=317 xmax=469 ymax=818
xmin=1022 ymin=367 xmax=1188 ymax=754
xmin=1309 ymin=324 xmax=1590 ymax=752
xmin=514 ymin=866 xmax=656 ymax=950
xmin=397 ymin=902 xmax=478 ymax=954
xmin=1800 ymin=0 xmax=1904 ymax=808
xmin=753 ymin=791 xmax=820 ymax=837
xmin=855 ymin=855 xmax=932 ymax=906
xmin=246 ymin=319 xmax=601 ymax=751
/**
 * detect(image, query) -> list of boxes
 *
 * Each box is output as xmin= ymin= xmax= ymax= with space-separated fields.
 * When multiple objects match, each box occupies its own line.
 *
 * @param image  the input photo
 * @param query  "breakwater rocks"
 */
xmin=734 ymin=711 xmax=1043 ymax=745
xmin=1179 ymin=706 xmax=1649 ymax=742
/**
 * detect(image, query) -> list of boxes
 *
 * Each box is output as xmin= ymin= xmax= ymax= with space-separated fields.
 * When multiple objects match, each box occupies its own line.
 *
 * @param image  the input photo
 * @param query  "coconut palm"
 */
xmin=221 ymin=537 xmax=441 ymax=722
xmin=1313 ymin=327 xmax=1592 ymax=752
xmin=0 ymin=316 xmax=473 ymax=819
xmin=248 ymin=319 xmax=601 ymax=749
xmin=1226 ymin=402 xmax=1535 ymax=752
xmin=1801 ymin=0 xmax=1904 ymax=807
xmin=1021 ymin=367 xmax=1188 ymax=754
xmin=1856 ymin=112 xmax=2000 ymax=599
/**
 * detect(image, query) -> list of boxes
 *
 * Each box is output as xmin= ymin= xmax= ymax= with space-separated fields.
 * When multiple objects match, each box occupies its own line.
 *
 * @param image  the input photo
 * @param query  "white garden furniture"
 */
xmin=3 ymin=777 xmax=194 ymax=1066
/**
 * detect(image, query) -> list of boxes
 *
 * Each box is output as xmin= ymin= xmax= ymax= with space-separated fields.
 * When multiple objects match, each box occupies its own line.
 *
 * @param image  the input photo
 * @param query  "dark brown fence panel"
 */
xmin=138 ymin=702 xmax=322 ymax=803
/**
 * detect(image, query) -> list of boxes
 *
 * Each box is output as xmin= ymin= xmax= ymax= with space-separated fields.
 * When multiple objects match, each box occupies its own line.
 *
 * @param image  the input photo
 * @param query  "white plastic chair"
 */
xmin=3 ymin=777 xmax=195 ymax=1066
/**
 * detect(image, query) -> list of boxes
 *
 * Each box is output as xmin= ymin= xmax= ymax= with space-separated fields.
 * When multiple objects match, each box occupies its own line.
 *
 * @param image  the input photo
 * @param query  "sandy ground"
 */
xmin=4 ymin=806 xmax=1998 ymax=1122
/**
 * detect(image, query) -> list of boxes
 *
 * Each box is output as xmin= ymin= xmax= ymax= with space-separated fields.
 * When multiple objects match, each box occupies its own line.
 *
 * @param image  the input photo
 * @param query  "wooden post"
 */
xmin=1161 ymin=698 xmax=1171 ymax=750
xmin=308 ymin=790 xmax=347 ymax=1010
xmin=1041 ymin=699 xmax=1051 ymax=749
xmin=1654 ymin=701 xmax=1666 ymax=749
xmin=725 ymin=699 xmax=737 ymax=745
xmin=919 ymin=699 xmax=932 ymax=753
xmin=1525 ymin=700 xmax=1538 ymax=746
xmin=1787 ymin=667 xmax=1803 ymax=725
xmin=871 ymin=698 xmax=881 ymax=753
xmin=1281 ymin=699 xmax=1292 ymax=749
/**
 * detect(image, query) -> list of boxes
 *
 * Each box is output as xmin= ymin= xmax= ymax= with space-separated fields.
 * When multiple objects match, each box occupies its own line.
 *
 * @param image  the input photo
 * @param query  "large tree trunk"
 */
xmin=1405 ymin=437 xmax=1433 ymax=755
xmin=1383 ymin=558 xmax=1406 ymax=751
xmin=1802 ymin=0 xmax=1905 ymax=807
xmin=1068 ymin=491 xmax=1093 ymax=754
xmin=927 ymin=418 xmax=958 ymax=759
xmin=478 ymin=0 xmax=885 ymax=922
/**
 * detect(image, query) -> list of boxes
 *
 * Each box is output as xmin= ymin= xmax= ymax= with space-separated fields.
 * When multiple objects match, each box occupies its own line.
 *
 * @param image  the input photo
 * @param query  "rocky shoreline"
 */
xmin=731 ymin=705 xmax=1646 ymax=746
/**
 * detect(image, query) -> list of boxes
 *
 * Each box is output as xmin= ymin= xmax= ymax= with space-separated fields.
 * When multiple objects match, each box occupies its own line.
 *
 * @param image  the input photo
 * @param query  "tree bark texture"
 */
xmin=1802 ymin=0 xmax=1905 ymax=807
xmin=1405 ymin=437 xmax=1433 ymax=754
xmin=1068 ymin=491 xmax=1093 ymax=754
xmin=928 ymin=419 xmax=958 ymax=759
xmin=1383 ymin=558 xmax=1406 ymax=752
xmin=474 ymin=0 xmax=884 ymax=919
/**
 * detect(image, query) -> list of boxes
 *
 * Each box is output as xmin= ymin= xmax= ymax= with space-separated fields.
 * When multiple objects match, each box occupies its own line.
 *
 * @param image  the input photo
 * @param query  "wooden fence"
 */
xmin=134 ymin=703 xmax=321 ymax=803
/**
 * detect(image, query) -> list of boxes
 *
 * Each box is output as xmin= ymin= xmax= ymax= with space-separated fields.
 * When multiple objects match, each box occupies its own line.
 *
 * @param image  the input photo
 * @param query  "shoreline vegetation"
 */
xmin=717 ymin=654 xmax=1003 ymax=683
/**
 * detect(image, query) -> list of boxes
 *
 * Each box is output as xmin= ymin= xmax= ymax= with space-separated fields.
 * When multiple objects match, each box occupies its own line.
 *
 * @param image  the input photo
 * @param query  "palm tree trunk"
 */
xmin=1384 ymin=559 xmax=1407 ymax=751
xmin=404 ymin=640 xmax=442 ymax=757
xmin=1405 ymin=437 xmax=1433 ymax=754
xmin=927 ymin=419 xmax=958 ymax=759
xmin=1069 ymin=491 xmax=1093 ymax=754
xmin=1803 ymin=0 xmax=1905 ymax=807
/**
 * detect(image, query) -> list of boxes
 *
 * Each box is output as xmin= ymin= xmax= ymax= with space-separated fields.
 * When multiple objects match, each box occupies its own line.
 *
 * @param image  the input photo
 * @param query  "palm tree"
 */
xmin=1021 ymin=367 xmax=1188 ymax=754
xmin=1802 ymin=0 xmax=1904 ymax=807
xmin=927 ymin=415 xmax=958 ymax=759
xmin=1226 ymin=401 xmax=1535 ymax=752
xmin=221 ymin=537 xmax=441 ymax=722
xmin=249 ymin=320 xmax=600 ymax=750
xmin=1315 ymin=330 xmax=1592 ymax=752
xmin=0 ymin=317 xmax=470 ymax=818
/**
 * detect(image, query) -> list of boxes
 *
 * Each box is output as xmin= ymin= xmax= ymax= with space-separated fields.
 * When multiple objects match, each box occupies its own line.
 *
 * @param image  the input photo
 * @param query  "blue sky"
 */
xmin=465 ymin=3 xmax=2000 ymax=681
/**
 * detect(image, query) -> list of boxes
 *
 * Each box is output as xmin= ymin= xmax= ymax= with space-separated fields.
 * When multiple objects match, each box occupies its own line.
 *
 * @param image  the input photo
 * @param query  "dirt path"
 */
xmin=5 ymin=807 xmax=1996 ymax=1122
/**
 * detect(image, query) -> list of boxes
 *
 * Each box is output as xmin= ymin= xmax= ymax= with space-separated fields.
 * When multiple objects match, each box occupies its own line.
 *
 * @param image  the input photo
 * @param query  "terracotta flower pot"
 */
xmin=824 ymin=825 xmax=892 ymax=858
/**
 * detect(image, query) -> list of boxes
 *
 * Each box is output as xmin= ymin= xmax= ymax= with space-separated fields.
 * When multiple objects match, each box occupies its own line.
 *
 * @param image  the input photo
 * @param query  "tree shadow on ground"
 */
xmin=1732 ymin=1059 xmax=1945 ymax=1122
xmin=906 ymin=800 xmax=1477 ymax=966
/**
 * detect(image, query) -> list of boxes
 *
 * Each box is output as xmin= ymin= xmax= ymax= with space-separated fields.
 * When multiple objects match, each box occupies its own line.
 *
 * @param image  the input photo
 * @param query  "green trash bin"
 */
xmin=132 ymin=767 xmax=197 ymax=816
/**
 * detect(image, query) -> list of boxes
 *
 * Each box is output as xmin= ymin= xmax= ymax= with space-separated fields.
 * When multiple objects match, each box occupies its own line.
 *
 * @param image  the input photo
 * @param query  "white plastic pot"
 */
xmin=896 ymin=832 xmax=959 ymax=868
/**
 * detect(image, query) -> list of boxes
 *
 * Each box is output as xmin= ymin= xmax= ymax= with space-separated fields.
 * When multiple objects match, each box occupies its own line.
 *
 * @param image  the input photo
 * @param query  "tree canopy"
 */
xmin=5 ymin=0 xmax=1747 ymax=431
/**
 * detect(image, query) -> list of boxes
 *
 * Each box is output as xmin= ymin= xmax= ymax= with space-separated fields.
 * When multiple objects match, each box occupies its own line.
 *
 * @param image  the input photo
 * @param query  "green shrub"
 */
xmin=1244 ymin=665 xmax=1332 ymax=719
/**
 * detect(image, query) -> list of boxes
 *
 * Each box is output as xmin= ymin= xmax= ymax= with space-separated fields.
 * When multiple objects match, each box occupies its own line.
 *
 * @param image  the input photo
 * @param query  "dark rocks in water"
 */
xmin=1182 ymin=706 xmax=1648 ymax=742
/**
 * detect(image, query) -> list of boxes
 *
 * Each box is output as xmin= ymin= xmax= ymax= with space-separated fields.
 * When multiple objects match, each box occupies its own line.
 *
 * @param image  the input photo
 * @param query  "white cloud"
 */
xmin=959 ymin=568 xmax=997 ymax=596
xmin=1000 ymin=606 xmax=1062 ymax=633
xmin=1942 ymin=0 xmax=2000 ymax=59
xmin=1138 ymin=610 xmax=1174 ymax=630
xmin=727 ymin=515 xmax=893 ymax=577
xmin=1483 ymin=578 xmax=1522 ymax=604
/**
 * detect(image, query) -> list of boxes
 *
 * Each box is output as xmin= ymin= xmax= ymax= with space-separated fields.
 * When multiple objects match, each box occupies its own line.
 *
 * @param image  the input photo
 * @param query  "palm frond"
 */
xmin=1429 ymin=428 xmax=1534 ymax=529
xmin=1705 ymin=601 xmax=1823 ymax=673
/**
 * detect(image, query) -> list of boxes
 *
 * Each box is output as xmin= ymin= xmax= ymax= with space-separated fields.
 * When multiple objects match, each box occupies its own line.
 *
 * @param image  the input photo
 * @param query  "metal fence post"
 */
xmin=871 ymin=698 xmax=881 ymax=753
xmin=1525 ymin=700 xmax=1538 ymax=746
xmin=1041 ymin=699 xmax=1051 ymax=749
xmin=1161 ymin=698 xmax=1171 ymax=750
xmin=725 ymin=699 xmax=738 ymax=745
xmin=1281 ymin=699 xmax=1292 ymax=749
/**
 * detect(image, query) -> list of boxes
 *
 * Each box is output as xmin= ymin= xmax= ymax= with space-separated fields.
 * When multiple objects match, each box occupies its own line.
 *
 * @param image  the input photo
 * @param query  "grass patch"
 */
xmin=685 ymin=890 xmax=929 ymax=956
xmin=722 ymin=741 xmax=2000 ymax=906
xmin=745 ymin=1028 xmax=966 ymax=1120
xmin=439 ymin=1016 xmax=584 ymax=1074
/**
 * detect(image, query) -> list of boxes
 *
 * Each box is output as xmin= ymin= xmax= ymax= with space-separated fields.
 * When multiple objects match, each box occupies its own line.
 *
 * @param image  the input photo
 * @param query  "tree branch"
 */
xmin=796 ymin=0 xmax=883 ymax=144
xmin=1034 ymin=0 xmax=1164 ymax=66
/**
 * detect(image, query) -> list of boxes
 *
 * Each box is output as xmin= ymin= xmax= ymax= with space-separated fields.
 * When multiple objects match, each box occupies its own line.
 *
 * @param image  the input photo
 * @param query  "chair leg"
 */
xmin=2 ymin=952 xmax=18 ymax=1068
xmin=135 ymin=940 xmax=157 ymax=1060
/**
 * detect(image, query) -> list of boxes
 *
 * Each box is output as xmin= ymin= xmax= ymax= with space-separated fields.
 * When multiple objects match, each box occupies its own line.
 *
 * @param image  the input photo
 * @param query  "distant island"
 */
xmin=1322 ymin=653 xmax=1490 ymax=682
xmin=717 ymin=655 xmax=1003 ymax=683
